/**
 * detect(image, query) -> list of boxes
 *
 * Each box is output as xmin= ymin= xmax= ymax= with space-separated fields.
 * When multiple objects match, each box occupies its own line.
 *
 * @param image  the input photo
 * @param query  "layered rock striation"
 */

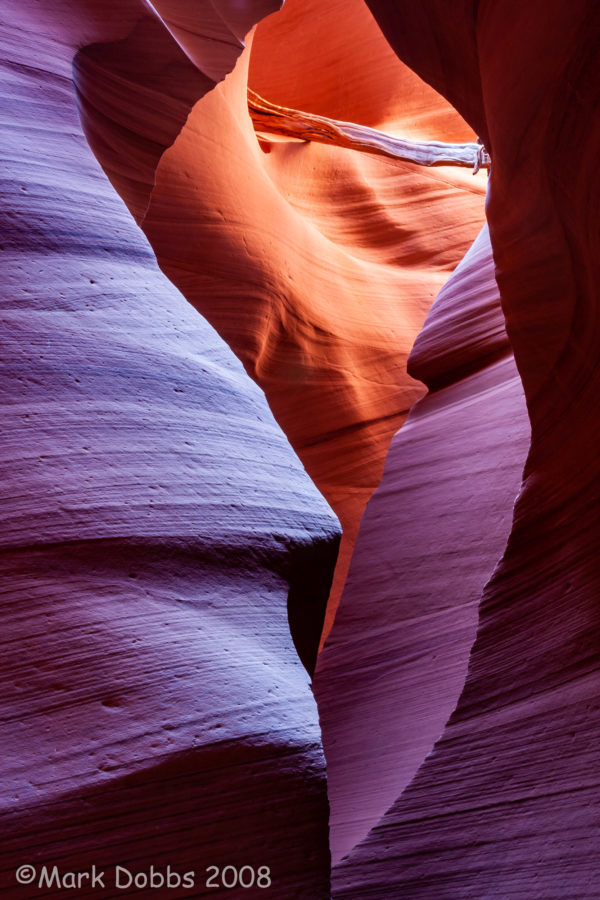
xmin=317 ymin=224 xmax=531 ymax=874
xmin=3 ymin=0 xmax=591 ymax=896
xmin=324 ymin=1 xmax=600 ymax=895
xmin=137 ymin=0 xmax=488 ymax=634
xmin=0 ymin=2 xmax=339 ymax=896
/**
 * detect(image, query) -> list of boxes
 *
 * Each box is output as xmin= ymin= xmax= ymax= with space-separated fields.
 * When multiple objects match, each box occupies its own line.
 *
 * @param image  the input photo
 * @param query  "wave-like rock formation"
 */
xmin=4 ymin=0 xmax=594 ymax=896
xmin=137 ymin=0 xmax=488 ymax=634
xmin=316 ymin=225 xmax=531 ymax=867
xmin=69 ymin=0 xmax=488 ymax=646
xmin=321 ymin=0 xmax=600 ymax=896
xmin=0 ymin=2 xmax=340 ymax=897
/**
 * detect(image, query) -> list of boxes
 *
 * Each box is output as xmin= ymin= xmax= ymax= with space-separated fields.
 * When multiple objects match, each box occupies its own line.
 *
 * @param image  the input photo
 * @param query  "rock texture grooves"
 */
xmin=321 ymin=0 xmax=600 ymax=895
xmin=315 ymin=225 xmax=531 ymax=868
xmin=134 ymin=0 xmax=489 ymax=636
xmin=0 ymin=2 xmax=339 ymax=897
xmin=5 ymin=0 xmax=589 ymax=895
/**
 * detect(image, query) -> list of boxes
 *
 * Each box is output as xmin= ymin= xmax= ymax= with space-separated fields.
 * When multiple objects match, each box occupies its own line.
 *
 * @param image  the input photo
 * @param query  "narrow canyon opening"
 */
xmin=70 ymin=0 xmax=520 ymax=877
xmin=5 ymin=0 xmax=598 ymax=897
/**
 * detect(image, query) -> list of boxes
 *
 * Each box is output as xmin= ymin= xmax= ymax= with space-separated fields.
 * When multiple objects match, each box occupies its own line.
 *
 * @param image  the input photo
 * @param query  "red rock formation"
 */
xmin=323 ymin=0 xmax=600 ymax=895
xmin=129 ymin=0 xmax=489 ymax=636
xmin=7 ymin=0 xmax=586 ymax=894
xmin=248 ymin=0 xmax=477 ymax=140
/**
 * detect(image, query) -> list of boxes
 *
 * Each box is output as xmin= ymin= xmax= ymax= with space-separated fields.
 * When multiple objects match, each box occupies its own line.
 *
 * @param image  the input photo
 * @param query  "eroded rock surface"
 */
xmin=326 ymin=1 xmax=600 ymax=895
xmin=0 ymin=3 xmax=338 ymax=897
xmin=316 ymin=225 xmax=531 ymax=867
xmin=4 ymin=0 xmax=589 ymax=895
xmin=138 ymin=0 xmax=488 ymax=633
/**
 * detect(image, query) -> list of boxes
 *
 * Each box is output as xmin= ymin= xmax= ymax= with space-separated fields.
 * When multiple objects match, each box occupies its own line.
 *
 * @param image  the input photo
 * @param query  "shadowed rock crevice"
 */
xmin=286 ymin=534 xmax=341 ymax=676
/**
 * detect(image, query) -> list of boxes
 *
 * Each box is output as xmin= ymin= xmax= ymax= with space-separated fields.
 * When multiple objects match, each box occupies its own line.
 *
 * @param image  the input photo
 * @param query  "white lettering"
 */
xmin=38 ymin=866 xmax=61 ymax=888
xmin=91 ymin=866 xmax=106 ymax=888
xmin=115 ymin=865 xmax=133 ymax=889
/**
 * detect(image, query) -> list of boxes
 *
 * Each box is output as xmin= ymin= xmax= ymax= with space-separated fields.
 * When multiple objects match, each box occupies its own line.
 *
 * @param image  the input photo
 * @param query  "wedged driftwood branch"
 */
xmin=248 ymin=89 xmax=490 ymax=173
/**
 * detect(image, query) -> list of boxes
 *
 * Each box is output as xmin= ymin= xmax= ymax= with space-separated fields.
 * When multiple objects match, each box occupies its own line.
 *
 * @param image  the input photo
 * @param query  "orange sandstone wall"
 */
xmin=136 ymin=0 xmax=488 ymax=632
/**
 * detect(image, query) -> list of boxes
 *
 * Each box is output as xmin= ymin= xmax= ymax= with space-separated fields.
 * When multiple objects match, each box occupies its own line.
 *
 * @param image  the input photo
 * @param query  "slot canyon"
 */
xmin=1 ymin=0 xmax=599 ymax=897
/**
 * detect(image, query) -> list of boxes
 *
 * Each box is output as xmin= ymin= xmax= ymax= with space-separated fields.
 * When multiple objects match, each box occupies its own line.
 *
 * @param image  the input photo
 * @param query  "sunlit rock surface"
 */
xmin=0 ymin=2 xmax=339 ymax=897
xmin=137 ymin=0 xmax=488 ymax=634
